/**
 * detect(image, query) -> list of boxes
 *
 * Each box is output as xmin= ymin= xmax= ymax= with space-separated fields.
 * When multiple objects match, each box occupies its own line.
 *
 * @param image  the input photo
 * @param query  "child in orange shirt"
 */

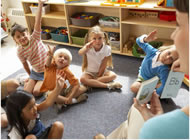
xmin=40 ymin=46 xmax=87 ymax=109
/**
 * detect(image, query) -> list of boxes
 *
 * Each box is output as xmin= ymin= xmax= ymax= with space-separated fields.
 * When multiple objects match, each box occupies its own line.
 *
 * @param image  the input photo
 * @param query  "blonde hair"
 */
xmin=54 ymin=48 xmax=72 ymax=63
xmin=82 ymin=26 xmax=113 ymax=72
xmin=158 ymin=44 xmax=176 ymax=52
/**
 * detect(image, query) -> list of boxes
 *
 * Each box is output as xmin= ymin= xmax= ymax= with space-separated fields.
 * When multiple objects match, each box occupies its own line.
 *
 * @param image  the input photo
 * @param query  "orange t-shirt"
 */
xmin=40 ymin=64 xmax=79 ymax=93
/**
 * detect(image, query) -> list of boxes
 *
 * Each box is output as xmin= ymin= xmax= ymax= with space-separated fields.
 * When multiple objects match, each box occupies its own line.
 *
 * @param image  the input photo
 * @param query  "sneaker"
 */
xmin=76 ymin=93 xmax=88 ymax=103
xmin=56 ymin=103 xmax=67 ymax=112
xmin=108 ymin=81 xmax=122 ymax=90
xmin=94 ymin=133 xmax=106 ymax=139
xmin=15 ymin=73 xmax=29 ymax=86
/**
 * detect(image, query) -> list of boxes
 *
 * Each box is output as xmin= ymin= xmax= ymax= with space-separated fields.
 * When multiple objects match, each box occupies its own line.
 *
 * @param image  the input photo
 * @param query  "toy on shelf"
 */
xmin=159 ymin=11 xmax=176 ymax=21
xmin=101 ymin=0 xmax=144 ymax=7
xmin=123 ymin=36 xmax=135 ymax=54
xmin=157 ymin=0 xmax=174 ymax=8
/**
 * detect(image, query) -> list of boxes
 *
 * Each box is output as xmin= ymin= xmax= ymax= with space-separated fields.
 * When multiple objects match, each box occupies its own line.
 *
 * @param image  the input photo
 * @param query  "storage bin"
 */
xmin=132 ymin=41 xmax=163 ymax=58
xmin=71 ymin=29 xmax=88 ymax=45
xmin=50 ymin=27 xmax=69 ymax=43
xmin=110 ymin=40 xmax=120 ymax=51
xmin=41 ymin=26 xmax=56 ymax=40
xmin=159 ymin=11 xmax=176 ymax=21
xmin=30 ymin=4 xmax=50 ymax=15
xmin=99 ymin=16 xmax=119 ymax=28
xmin=70 ymin=12 xmax=101 ymax=27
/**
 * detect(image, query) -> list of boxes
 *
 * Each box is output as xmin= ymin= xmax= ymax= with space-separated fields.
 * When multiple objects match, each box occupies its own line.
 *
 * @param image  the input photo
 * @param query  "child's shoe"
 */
xmin=108 ymin=81 xmax=122 ymax=90
xmin=15 ymin=73 xmax=29 ymax=86
xmin=76 ymin=93 xmax=88 ymax=103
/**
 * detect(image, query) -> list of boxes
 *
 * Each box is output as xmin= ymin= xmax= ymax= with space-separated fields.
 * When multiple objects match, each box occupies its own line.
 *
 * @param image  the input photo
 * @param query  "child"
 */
xmin=10 ymin=0 xmax=48 ymax=96
xmin=130 ymin=30 xmax=179 ymax=96
xmin=78 ymin=26 xmax=122 ymax=90
xmin=40 ymin=46 xmax=88 ymax=108
xmin=1 ymin=79 xmax=19 ymax=128
xmin=6 ymin=71 xmax=64 ymax=139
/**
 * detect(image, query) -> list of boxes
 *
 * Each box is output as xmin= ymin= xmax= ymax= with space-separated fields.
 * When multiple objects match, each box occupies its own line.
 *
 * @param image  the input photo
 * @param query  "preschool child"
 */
xmin=40 ymin=46 xmax=88 ymax=109
xmin=6 ymin=71 xmax=64 ymax=139
xmin=130 ymin=30 xmax=179 ymax=96
xmin=78 ymin=26 xmax=122 ymax=90
xmin=10 ymin=0 xmax=48 ymax=96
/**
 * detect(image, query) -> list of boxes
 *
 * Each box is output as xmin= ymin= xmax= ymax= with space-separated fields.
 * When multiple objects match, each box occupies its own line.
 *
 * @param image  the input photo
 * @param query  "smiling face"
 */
xmin=171 ymin=10 xmax=189 ymax=74
xmin=159 ymin=48 xmax=179 ymax=65
xmin=13 ymin=31 xmax=30 ymax=47
xmin=21 ymin=98 xmax=38 ymax=123
xmin=89 ymin=32 xmax=105 ymax=51
xmin=54 ymin=52 xmax=70 ymax=69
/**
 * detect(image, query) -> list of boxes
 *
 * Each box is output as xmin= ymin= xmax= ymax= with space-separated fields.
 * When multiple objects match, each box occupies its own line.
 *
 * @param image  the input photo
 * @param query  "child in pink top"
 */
xmin=10 ymin=0 xmax=48 ymax=96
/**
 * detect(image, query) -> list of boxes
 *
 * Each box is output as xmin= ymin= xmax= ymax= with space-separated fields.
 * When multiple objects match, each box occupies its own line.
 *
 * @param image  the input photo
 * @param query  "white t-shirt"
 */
xmin=8 ymin=119 xmax=36 ymax=139
xmin=86 ymin=44 xmax=111 ymax=73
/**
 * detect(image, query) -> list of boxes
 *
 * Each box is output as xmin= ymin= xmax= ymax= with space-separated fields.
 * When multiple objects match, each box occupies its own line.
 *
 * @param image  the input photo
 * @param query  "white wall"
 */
xmin=7 ymin=0 xmax=22 ymax=8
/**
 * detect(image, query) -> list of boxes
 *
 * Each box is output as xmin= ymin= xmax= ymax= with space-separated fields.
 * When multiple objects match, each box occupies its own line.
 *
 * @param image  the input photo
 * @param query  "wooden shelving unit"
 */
xmin=22 ymin=0 xmax=176 ymax=57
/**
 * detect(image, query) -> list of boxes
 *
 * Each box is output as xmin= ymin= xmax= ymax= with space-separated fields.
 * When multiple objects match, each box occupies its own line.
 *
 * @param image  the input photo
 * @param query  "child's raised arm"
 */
xmin=45 ymin=45 xmax=55 ymax=67
xmin=78 ymin=40 xmax=94 ymax=55
xmin=34 ymin=0 xmax=48 ymax=32
xmin=37 ymin=70 xmax=66 ymax=111
xmin=144 ymin=30 xmax=158 ymax=43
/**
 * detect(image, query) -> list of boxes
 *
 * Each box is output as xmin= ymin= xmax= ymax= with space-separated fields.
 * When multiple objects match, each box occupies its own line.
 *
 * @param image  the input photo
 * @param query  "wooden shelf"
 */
xmin=23 ymin=0 xmax=176 ymax=58
xmin=122 ymin=17 xmax=176 ymax=28
xmin=69 ymin=25 xmax=120 ymax=33
xmin=25 ymin=11 xmax=66 ymax=19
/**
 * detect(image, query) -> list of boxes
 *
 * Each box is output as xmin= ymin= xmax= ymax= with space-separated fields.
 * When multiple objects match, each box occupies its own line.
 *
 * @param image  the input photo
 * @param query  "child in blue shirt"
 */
xmin=130 ymin=30 xmax=179 ymax=96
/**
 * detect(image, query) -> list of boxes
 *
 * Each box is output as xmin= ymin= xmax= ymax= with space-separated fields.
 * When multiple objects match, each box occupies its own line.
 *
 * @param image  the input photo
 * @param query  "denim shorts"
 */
xmin=30 ymin=70 xmax=44 ymax=81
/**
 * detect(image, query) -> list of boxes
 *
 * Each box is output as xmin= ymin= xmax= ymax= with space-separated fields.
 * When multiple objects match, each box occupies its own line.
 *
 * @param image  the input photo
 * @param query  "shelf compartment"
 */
xmin=121 ymin=17 xmax=176 ymax=28
xmin=69 ymin=25 xmax=120 ymax=33
xmin=25 ymin=11 xmax=66 ymax=19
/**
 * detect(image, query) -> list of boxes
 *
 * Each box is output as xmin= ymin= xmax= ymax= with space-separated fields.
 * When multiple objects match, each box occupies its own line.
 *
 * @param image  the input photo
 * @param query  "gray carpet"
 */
xmin=1 ymin=45 xmax=189 ymax=139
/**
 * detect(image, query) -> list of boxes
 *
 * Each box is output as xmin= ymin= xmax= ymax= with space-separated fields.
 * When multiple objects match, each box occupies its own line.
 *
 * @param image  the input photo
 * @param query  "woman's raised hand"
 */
xmin=39 ymin=0 xmax=48 ymax=4
xmin=144 ymin=30 xmax=158 ymax=43
xmin=47 ymin=45 xmax=55 ymax=57
xmin=134 ymin=92 xmax=163 ymax=121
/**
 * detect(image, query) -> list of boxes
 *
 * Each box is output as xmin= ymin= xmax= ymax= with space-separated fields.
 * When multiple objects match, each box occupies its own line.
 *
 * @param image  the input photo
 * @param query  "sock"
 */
xmin=72 ymin=98 xmax=77 ymax=104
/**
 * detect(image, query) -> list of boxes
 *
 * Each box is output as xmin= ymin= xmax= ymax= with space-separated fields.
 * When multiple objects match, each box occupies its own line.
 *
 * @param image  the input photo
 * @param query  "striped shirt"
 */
xmin=17 ymin=30 xmax=48 ymax=73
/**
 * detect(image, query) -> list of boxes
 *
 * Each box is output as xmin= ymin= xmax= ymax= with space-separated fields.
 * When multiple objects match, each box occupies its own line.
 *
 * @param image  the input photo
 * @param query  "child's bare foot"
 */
xmin=76 ymin=93 xmax=88 ymax=103
xmin=94 ymin=133 xmax=106 ymax=139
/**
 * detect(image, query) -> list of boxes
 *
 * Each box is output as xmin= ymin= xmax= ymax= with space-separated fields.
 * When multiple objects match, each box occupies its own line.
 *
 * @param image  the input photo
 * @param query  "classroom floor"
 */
xmin=1 ymin=35 xmax=23 ymax=80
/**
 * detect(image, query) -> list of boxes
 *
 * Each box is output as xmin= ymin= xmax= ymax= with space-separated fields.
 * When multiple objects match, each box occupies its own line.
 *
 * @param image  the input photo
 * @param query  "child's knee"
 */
xmin=33 ymin=89 xmax=42 ymax=97
xmin=111 ymin=73 xmax=117 ymax=80
xmin=130 ymin=84 xmax=138 ymax=94
xmin=52 ymin=121 xmax=64 ymax=132
xmin=25 ymin=134 xmax=36 ymax=139
xmin=1 ymin=115 xmax=8 ymax=128
xmin=80 ymin=77 xmax=87 ymax=84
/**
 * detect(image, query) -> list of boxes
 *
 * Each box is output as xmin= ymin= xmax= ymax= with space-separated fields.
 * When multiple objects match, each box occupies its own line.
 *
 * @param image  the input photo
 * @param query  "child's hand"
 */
xmin=56 ymin=70 xmax=66 ymax=89
xmin=85 ymin=40 xmax=95 ymax=50
xmin=144 ymin=30 xmax=158 ymax=43
xmin=64 ymin=97 xmax=72 ymax=104
xmin=47 ymin=45 xmax=55 ymax=57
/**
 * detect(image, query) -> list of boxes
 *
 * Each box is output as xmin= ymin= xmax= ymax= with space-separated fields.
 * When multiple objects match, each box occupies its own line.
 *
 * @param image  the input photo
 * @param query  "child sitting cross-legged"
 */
xmin=40 ymin=46 xmax=88 ymax=110
xmin=130 ymin=30 xmax=179 ymax=96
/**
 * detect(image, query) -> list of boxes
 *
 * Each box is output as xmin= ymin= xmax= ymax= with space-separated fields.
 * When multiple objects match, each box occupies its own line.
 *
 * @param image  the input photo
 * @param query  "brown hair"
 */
xmin=82 ymin=26 xmax=113 ymax=72
xmin=10 ymin=23 xmax=27 ymax=37
xmin=174 ymin=0 xmax=189 ymax=14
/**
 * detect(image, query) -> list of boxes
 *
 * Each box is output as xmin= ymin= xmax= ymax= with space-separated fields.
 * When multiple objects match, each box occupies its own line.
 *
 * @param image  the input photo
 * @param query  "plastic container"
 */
xmin=50 ymin=27 xmax=68 ymax=43
xmin=30 ymin=4 xmax=50 ymax=15
xmin=110 ymin=40 xmax=120 ymax=51
xmin=71 ymin=29 xmax=88 ymax=45
xmin=99 ymin=16 xmax=119 ymax=28
xmin=70 ymin=12 xmax=101 ymax=27
xmin=159 ymin=11 xmax=176 ymax=21
xmin=41 ymin=26 xmax=56 ymax=40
